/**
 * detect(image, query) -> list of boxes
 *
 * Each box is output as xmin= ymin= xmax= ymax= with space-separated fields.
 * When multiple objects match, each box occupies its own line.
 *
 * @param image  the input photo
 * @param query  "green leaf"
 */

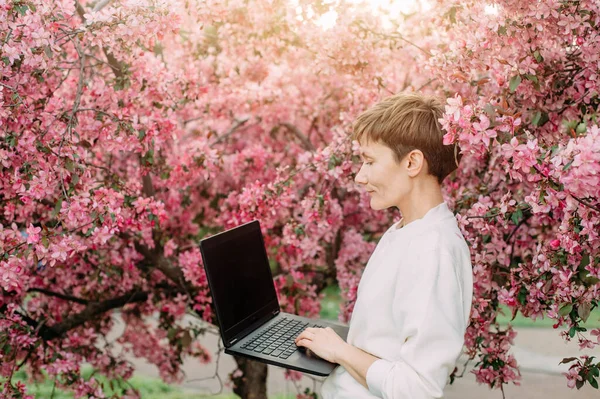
xmin=138 ymin=129 xmax=146 ymax=140
xmin=497 ymin=25 xmax=507 ymax=35
xmin=531 ymin=111 xmax=548 ymax=126
xmin=65 ymin=159 xmax=75 ymax=172
xmin=576 ymin=122 xmax=587 ymax=134
xmin=52 ymin=198 xmax=63 ymax=217
xmin=71 ymin=172 xmax=79 ymax=186
xmin=317 ymin=194 xmax=325 ymax=208
xmin=142 ymin=149 xmax=154 ymax=166
xmin=511 ymin=208 xmax=523 ymax=225
xmin=180 ymin=330 xmax=192 ymax=349
xmin=559 ymin=357 xmax=578 ymax=365
xmin=286 ymin=274 xmax=294 ymax=286
xmin=578 ymin=302 xmax=592 ymax=322
xmin=569 ymin=326 xmax=577 ymax=338
xmin=580 ymin=253 xmax=590 ymax=269
xmin=517 ymin=286 xmax=528 ymax=305
xmin=563 ymin=160 xmax=574 ymax=171
xmin=589 ymin=376 xmax=598 ymax=390
xmin=524 ymin=74 xmax=538 ymax=84
xmin=559 ymin=303 xmax=573 ymax=317
xmin=15 ymin=4 xmax=28 ymax=15
xmin=533 ymin=50 xmax=543 ymax=63
xmin=562 ymin=119 xmax=578 ymax=132
xmin=484 ymin=103 xmax=496 ymax=120
xmin=7 ymin=135 xmax=17 ymax=147
xmin=509 ymin=75 xmax=522 ymax=92
xmin=524 ymin=74 xmax=540 ymax=90
xmin=328 ymin=154 xmax=340 ymax=170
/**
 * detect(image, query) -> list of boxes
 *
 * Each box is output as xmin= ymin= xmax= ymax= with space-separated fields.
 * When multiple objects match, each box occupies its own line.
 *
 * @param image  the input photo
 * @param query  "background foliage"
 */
xmin=1 ymin=0 xmax=600 ymax=397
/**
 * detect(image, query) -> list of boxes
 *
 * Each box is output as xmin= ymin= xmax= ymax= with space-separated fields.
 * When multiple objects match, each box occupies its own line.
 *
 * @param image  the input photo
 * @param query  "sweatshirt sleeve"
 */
xmin=365 ymin=243 xmax=467 ymax=399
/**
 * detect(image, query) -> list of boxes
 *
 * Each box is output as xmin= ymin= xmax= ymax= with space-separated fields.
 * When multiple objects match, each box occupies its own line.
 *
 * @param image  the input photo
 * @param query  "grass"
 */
xmin=319 ymin=284 xmax=343 ymax=321
xmin=8 ymin=368 xmax=300 ymax=399
xmin=495 ymin=305 xmax=600 ymax=329
xmin=320 ymin=284 xmax=600 ymax=329
xmin=7 ymin=369 xmax=198 ymax=399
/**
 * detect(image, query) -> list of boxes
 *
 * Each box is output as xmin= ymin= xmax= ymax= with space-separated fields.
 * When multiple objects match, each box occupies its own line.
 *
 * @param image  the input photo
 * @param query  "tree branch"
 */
xmin=28 ymin=288 xmax=90 ymax=305
xmin=10 ymin=290 xmax=148 ymax=340
xmin=532 ymin=165 xmax=600 ymax=213
xmin=142 ymin=174 xmax=155 ymax=197
xmin=132 ymin=241 xmax=195 ymax=294
xmin=49 ymin=290 xmax=148 ymax=338
xmin=75 ymin=1 xmax=125 ymax=79
xmin=571 ymin=195 xmax=600 ymax=213
xmin=280 ymin=123 xmax=315 ymax=151
xmin=358 ymin=23 xmax=432 ymax=57
xmin=0 ymin=82 xmax=16 ymax=91
xmin=210 ymin=117 xmax=251 ymax=146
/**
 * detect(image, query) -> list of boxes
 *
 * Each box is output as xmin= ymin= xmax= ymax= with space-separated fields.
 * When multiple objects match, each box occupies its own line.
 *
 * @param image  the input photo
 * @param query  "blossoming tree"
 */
xmin=1 ymin=0 xmax=599 ymax=398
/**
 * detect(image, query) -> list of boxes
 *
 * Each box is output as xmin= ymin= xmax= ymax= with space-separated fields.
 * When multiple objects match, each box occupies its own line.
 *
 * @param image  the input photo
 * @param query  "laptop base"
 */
xmin=225 ymin=312 xmax=349 ymax=376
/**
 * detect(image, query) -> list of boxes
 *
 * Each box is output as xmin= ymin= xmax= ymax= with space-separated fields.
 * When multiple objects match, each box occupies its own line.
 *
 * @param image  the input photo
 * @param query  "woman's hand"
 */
xmin=295 ymin=327 xmax=348 ymax=363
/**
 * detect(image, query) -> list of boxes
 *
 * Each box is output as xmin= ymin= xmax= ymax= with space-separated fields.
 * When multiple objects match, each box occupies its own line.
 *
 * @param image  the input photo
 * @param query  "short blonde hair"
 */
xmin=352 ymin=92 xmax=460 ymax=183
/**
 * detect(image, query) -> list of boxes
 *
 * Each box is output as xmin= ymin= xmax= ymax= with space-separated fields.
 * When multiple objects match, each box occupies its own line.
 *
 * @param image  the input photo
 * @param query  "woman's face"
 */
xmin=354 ymin=140 xmax=410 ymax=210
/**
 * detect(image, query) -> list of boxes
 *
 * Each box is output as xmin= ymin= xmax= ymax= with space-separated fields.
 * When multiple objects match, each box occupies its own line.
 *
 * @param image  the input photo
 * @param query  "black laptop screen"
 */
xmin=200 ymin=221 xmax=278 ymax=342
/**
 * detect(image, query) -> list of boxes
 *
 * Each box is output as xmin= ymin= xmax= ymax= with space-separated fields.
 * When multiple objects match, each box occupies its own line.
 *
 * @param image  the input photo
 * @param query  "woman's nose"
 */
xmin=355 ymin=165 xmax=367 ymax=185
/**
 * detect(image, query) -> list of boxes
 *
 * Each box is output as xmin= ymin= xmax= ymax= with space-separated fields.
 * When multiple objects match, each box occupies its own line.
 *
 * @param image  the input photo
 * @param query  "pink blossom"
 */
xmin=26 ymin=224 xmax=42 ymax=244
xmin=2 ymin=0 xmax=600 ymax=395
xmin=591 ymin=329 xmax=600 ymax=344
xmin=2 ymin=44 xmax=20 ymax=64
xmin=445 ymin=95 xmax=463 ymax=121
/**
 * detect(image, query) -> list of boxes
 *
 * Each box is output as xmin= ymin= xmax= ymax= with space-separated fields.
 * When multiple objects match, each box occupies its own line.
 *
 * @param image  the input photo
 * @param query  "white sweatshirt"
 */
xmin=321 ymin=202 xmax=473 ymax=399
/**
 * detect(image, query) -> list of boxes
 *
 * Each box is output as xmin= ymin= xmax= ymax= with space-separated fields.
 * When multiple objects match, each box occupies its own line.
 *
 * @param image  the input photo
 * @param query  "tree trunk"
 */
xmin=232 ymin=356 xmax=268 ymax=399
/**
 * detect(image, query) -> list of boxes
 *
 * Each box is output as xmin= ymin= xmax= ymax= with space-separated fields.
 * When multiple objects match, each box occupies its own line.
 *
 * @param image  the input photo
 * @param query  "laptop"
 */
xmin=199 ymin=219 xmax=349 ymax=376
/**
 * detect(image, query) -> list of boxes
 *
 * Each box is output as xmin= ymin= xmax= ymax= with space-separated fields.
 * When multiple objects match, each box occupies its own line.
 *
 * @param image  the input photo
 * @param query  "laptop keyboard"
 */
xmin=240 ymin=317 xmax=324 ymax=359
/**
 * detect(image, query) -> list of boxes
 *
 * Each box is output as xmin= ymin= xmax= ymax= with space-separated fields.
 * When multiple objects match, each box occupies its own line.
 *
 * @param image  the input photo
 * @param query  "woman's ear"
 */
xmin=406 ymin=150 xmax=425 ymax=177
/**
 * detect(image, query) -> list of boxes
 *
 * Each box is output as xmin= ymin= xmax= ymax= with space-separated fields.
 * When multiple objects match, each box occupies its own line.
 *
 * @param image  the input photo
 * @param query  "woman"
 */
xmin=295 ymin=93 xmax=473 ymax=398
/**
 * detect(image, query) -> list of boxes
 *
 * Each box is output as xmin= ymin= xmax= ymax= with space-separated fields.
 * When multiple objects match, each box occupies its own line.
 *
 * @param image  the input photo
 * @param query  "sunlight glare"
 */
xmin=316 ymin=10 xmax=339 ymax=30
xmin=291 ymin=0 xmax=432 ymax=30
xmin=484 ymin=4 xmax=499 ymax=15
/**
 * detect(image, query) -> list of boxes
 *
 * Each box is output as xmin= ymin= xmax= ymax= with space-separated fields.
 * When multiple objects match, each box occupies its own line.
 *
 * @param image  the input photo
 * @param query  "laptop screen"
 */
xmin=200 ymin=220 xmax=279 ymax=344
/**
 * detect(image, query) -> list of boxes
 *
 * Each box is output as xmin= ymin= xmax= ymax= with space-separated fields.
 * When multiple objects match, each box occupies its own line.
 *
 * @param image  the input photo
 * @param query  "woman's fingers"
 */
xmin=295 ymin=329 xmax=315 ymax=342
xmin=296 ymin=338 xmax=311 ymax=348
xmin=298 ymin=327 xmax=320 ymax=337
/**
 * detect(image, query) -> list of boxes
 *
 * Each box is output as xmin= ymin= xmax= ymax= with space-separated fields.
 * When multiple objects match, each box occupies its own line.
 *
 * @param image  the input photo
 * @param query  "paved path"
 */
xmin=109 ymin=316 xmax=600 ymax=398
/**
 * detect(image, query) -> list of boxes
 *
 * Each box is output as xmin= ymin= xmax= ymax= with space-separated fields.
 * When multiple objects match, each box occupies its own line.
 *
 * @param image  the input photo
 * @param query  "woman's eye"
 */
xmin=364 ymin=161 xmax=373 ymax=166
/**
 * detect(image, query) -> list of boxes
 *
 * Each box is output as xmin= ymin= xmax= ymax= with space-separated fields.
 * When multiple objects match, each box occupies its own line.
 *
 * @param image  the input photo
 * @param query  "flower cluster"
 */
xmin=2 ymin=0 xmax=600 ymax=397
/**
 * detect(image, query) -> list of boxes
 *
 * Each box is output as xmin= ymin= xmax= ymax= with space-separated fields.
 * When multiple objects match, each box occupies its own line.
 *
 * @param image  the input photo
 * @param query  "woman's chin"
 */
xmin=369 ymin=199 xmax=386 ymax=211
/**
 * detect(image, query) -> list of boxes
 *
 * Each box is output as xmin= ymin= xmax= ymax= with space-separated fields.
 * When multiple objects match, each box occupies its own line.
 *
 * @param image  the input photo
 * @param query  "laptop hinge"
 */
xmin=228 ymin=309 xmax=279 ymax=347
